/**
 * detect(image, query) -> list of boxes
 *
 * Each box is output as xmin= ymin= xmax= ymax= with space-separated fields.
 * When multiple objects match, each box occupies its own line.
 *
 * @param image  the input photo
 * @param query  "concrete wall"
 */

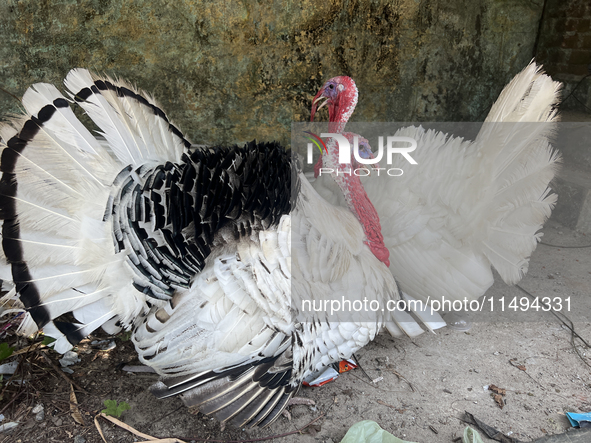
xmin=0 ymin=0 xmax=543 ymax=147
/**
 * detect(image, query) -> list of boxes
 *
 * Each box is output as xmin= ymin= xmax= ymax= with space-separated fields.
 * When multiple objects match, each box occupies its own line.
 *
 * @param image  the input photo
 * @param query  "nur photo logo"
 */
xmin=304 ymin=132 xmax=418 ymax=177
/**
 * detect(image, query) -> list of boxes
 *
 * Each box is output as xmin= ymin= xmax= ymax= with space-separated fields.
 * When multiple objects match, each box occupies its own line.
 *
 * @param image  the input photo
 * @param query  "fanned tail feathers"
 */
xmin=0 ymin=69 xmax=193 ymax=352
xmin=477 ymin=62 xmax=562 ymax=284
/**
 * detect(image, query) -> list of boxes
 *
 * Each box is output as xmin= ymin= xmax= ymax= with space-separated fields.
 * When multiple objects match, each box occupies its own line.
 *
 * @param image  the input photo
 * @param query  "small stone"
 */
xmin=0 ymin=362 xmax=18 ymax=375
xmin=0 ymin=422 xmax=18 ymax=433
xmin=32 ymin=404 xmax=45 ymax=422
xmin=74 ymin=436 xmax=86 ymax=443
xmin=54 ymin=418 xmax=63 ymax=427
xmin=59 ymin=351 xmax=80 ymax=368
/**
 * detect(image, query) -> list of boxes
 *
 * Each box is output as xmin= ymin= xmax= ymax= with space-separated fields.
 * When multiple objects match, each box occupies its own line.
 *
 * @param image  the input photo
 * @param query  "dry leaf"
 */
xmin=489 ymin=384 xmax=506 ymax=396
xmin=509 ymin=359 xmax=527 ymax=372
xmin=95 ymin=413 xmax=188 ymax=443
xmin=94 ymin=415 xmax=108 ymax=443
xmin=493 ymin=393 xmax=504 ymax=409
xmin=69 ymin=384 xmax=85 ymax=426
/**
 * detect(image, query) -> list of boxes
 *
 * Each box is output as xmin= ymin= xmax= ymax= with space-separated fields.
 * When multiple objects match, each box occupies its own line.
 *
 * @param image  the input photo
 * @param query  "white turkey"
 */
xmin=0 ymin=69 xmax=439 ymax=428
xmin=310 ymin=62 xmax=562 ymax=307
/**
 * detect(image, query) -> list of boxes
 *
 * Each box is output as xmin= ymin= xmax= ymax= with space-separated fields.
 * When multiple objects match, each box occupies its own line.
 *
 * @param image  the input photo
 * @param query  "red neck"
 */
xmin=345 ymin=177 xmax=390 ymax=267
xmin=321 ymin=142 xmax=390 ymax=268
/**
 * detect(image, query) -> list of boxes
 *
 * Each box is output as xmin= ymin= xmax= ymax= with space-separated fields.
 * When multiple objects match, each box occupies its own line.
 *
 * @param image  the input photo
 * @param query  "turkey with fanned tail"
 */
xmin=0 ymin=69 xmax=439 ymax=428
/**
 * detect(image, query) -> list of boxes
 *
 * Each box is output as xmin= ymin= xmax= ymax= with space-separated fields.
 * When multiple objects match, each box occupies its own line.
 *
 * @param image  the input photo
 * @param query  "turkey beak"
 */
xmin=311 ymin=90 xmax=328 ymax=121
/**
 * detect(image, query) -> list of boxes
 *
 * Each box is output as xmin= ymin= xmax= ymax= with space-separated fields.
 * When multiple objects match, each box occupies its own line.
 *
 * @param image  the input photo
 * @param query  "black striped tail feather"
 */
xmin=0 ymin=98 xmax=71 ymax=335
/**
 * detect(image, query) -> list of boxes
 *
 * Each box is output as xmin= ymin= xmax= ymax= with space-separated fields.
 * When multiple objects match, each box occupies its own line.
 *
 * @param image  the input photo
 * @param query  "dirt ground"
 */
xmin=0 ymin=217 xmax=590 ymax=443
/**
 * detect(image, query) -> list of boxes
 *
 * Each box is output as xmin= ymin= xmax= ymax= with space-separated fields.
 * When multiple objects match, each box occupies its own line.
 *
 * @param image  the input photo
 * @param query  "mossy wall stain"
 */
xmin=0 ymin=0 xmax=542 ymax=147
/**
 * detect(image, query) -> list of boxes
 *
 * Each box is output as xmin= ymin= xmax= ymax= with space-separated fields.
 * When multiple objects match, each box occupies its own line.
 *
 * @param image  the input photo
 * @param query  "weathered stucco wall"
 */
xmin=0 ymin=0 xmax=543 ymax=147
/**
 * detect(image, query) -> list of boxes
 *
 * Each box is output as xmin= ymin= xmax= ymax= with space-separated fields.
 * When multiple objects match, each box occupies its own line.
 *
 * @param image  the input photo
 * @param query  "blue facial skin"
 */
xmin=356 ymin=141 xmax=374 ymax=159
xmin=322 ymin=81 xmax=339 ymax=101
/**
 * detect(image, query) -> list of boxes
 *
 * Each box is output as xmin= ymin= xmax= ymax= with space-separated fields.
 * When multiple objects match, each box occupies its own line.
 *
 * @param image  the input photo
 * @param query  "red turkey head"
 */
xmin=311 ymin=76 xmax=358 ymax=132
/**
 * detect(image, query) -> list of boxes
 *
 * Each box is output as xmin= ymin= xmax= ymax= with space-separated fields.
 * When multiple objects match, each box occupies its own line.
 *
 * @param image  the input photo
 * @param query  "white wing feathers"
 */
xmin=133 ymin=219 xmax=294 ymax=377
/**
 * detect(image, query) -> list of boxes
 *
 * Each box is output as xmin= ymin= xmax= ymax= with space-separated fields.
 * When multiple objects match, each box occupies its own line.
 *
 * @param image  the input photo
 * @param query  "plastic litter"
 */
xmin=463 ymin=426 xmax=484 ymax=443
xmin=303 ymin=359 xmax=357 ymax=387
xmin=340 ymin=420 xmax=484 ymax=443
xmin=566 ymin=412 xmax=591 ymax=428
xmin=340 ymin=420 xmax=417 ymax=443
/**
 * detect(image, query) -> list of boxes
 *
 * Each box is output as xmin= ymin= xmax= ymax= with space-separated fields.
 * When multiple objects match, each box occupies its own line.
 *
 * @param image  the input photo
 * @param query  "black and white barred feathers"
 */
xmin=0 ymin=69 xmax=433 ymax=428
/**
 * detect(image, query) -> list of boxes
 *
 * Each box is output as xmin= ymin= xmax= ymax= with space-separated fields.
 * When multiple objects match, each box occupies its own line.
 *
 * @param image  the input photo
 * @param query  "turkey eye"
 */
xmin=329 ymin=84 xmax=334 ymax=89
